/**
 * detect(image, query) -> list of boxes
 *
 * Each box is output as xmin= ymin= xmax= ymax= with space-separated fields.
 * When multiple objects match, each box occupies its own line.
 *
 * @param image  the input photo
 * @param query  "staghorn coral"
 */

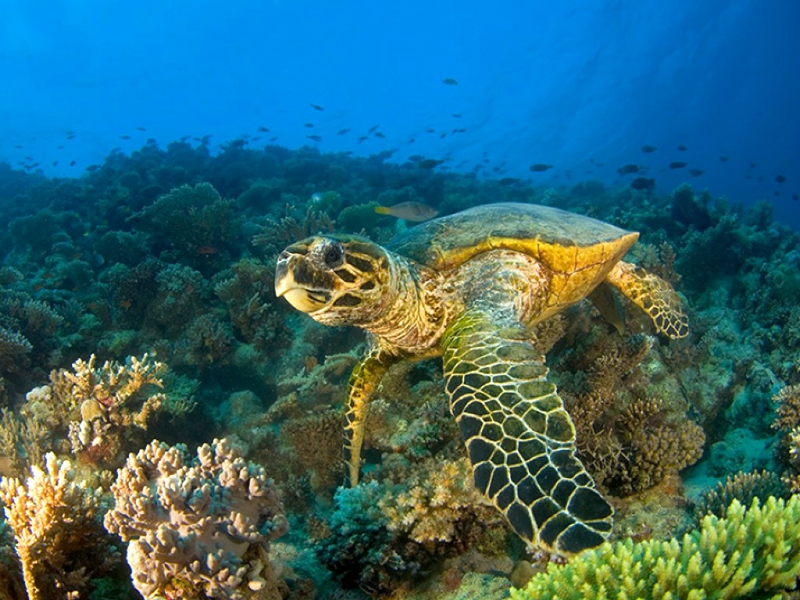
xmin=0 ymin=453 xmax=119 ymax=600
xmin=511 ymin=496 xmax=800 ymax=600
xmin=105 ymin=438 xmax=288 ymax=600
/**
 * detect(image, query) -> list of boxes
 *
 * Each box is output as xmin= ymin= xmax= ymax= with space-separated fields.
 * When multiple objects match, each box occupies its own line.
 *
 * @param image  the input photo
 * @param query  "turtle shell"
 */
xmin=388 ymin=202 xmax=639 ymax=313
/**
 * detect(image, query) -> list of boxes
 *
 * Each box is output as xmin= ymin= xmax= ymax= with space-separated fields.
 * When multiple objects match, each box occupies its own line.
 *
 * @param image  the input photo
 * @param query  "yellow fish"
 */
xmin=374 ymin=201 xmax=438 ymax=222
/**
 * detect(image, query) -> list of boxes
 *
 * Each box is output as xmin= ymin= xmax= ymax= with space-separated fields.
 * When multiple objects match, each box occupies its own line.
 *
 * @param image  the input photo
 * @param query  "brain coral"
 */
xmin=104 ymin=438 xmax=288 ymax=600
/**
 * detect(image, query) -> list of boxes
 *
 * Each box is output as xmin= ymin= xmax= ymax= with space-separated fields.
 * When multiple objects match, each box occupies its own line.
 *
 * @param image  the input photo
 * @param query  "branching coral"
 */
xmin=283 ymin=408 xmax=343 ymax=494
xmin=104 ymin=438 xmax=288 ymax=600
xmin=611 ymin=398 xmax=705 ymax=495
xmin=511 ymin=496 xmax=800 ymax=600
xmin=0 ymin=453 xmax=119 ymax=600
xmin=559 ymin=333 xmax=704 ymax=496
xmin=693 ymin=469 xmax=791 ymax=522
xmin=131 ymin=182 xmax=242 ymax=264
xmin=773 ymin=377 xmax=800 ymax=492
xmin=378 ymin=457 xmax=493 ymax=545
xmin=19 ymin=353 xmax=193 ymax=468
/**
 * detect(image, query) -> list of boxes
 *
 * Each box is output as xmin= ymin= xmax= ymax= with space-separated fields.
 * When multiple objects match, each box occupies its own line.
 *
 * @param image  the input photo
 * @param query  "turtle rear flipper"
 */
xmin=606 ymin=261 xmax=689 ymax=339
xmin=441 ymin=310 xmax=613 ymax=556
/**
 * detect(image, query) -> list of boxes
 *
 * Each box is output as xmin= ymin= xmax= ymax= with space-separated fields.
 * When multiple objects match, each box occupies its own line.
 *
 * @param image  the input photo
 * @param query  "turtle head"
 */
xmin=275 ymin=235 xmax=393 ymax=326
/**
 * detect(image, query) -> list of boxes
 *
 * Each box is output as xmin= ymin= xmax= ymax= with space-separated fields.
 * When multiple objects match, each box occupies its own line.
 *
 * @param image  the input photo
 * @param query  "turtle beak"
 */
xmin=275 ymin=251 xmax=331 ymax=313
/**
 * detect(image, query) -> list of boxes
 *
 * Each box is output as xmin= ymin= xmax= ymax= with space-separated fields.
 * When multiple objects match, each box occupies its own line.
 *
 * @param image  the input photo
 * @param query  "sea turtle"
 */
xmin=274 ymin=202 xmax=688 ymax=556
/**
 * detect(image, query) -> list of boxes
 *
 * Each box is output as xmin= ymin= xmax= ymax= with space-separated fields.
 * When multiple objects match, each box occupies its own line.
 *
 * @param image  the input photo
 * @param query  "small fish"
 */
xmin=498 ymin=177 xmax=521 ymax=186
xmin=86 ymin=164 xmax=100 ymax=172
xmin=69 ymin=160 xmax=76 ymax=166
xmin=641 ymin=145 xmax=657 ymax=153
xmin=306 ymin=135 xmax=322 ymax=142
xmin=689 ymin=168 xmax=705 ymax=177
xmin=776 ymin=174 xmax=787 ymax=184
xmin=792 ymin=193 xmax=799 ymax=201
xmin=136 ymin=126 xmax=147 ymax=131
xmin=442 ymin=78 xmax=459 ymax=85
xmin=418 ymin=159 xmax=444 ymax=169
xmin=304 ymin=123 xmax=314 ymax=128
xmin=337 ymin=128 xmax=351 ymax=135
xmin=258 ymin=126 xmax=270 ymax=132
xmin=357 ymin=135 xmax=369 ymax=143
xmin=14 ymin=144 xmax=22 ymax=149
xmin=750 ymin=162 xmax=756 ymax=168
xmin=375 ymin=201 xmax=438 ymax=222
xmin=669 ymin=161 xmax=688 ymax=169
xmin=269 ymin=136 xmax=278 ymax=142
xmin=719 ymin=156 xmax=729 ymax=162
xmin=529 ymin=163 xmax=553 ymax=172
xmin=426 ymin=128 xmax=436 ymax=133
xmin=119 ymin=134 xmax=131 ymax=140
xmin=310 ymin=104 xmax=325 ymax=111
xmin=407 ymin=138 xmax=415 ymax=144
xmin=368 ymin=124 xmax=379 ymax=134
xmin=407 ymin=155 xmax=424 ymax=162
xmin=452 ymin=113 xmax=462 ymax=118
xmin=439 ymin=133 xmax=447 ymax=139
xmin=617 ymin=164 xmax=640 ymax=175
xmin=677 ymin=145 xmax=688 ymax=151
xmin=630 ymin=177 xmax=655 ymax=191
xmin=52 ymin=160 xmax=58 ymax=167
xmin=374 ymin=131 xmax=386 ymax=138
xmin=452 ymin=128 xmax=467 ymax=133
xmin=195 ymin=245 xmax=218 ymax=256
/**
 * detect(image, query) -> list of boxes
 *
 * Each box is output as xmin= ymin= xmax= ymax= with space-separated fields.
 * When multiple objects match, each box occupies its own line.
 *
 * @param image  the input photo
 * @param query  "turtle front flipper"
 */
xmin=441 ymin=310 xmax=613 ymax=556
xmin=344 ymin=345 xmax=396 ymax=487
xmin=605 ymin=261 xmax=689 ymax=339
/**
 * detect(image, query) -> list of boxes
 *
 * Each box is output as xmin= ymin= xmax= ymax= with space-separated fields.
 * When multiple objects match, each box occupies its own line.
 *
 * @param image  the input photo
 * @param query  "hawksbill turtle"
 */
xmin=274 ymin=202 xmax=688 ymax=556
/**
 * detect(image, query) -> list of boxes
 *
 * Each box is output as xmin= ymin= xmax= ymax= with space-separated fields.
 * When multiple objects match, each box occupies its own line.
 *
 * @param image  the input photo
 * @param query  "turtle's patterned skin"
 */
xmin=275 ymin=203 xmax=688 ymax=555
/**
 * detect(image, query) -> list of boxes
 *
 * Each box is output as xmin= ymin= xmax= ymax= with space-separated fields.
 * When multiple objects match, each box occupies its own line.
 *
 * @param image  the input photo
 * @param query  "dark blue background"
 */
xmin=2 ymin=0 xmax=798 ymax=225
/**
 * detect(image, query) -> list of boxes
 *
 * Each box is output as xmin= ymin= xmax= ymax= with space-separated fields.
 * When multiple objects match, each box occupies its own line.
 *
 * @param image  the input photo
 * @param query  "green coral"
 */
xmin=511 ymin=496 xmax=800 ymax=600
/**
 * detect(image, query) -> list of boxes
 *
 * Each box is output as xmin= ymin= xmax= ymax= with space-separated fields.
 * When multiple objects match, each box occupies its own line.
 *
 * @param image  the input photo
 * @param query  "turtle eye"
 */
xmin=323 ymin=243 xmax=344 ymax=268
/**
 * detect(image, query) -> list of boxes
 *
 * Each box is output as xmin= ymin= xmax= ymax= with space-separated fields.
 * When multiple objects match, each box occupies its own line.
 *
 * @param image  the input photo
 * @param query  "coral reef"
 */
xmin=4 ymin=354 xmax=195 ymax=472
xmin=692 ymin=469 xmax=791 ymax=522
xmin=104 ymin=438 xmax=289 ymax=600
xmin=511 ymin=496 xmax=800 ymax=599
xmin=1 ymin=137 xmax=800 ymax=597
xmin=0 ymin=453 xmax=119 ymax=600
xmin=378 ymin=458 xmax=493 ymax=545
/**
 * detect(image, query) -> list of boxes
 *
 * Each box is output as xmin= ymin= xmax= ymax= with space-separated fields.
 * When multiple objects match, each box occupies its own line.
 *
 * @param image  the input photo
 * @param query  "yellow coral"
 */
xmin=0 ymin=453 xmax=111 ymax=600
xmin=511 ymin=496 xmax=800 ymax=600
xmin=379 ymin=457 xmax=492 ymax=544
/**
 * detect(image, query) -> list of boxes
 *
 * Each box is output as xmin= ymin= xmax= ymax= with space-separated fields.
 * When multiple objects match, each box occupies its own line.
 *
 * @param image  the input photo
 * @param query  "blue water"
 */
xmin=2 ymin=0 xmax=799 ymax=226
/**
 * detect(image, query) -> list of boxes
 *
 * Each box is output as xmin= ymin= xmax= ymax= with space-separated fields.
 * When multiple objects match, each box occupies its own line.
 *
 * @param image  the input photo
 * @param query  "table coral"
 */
xmin=0 ymin=453 xmax=118 ymax=600
xmin=511 ymin=496 xmax=800 ymax=600
xmin=104 ymin=438 xmax=288 ymax=600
